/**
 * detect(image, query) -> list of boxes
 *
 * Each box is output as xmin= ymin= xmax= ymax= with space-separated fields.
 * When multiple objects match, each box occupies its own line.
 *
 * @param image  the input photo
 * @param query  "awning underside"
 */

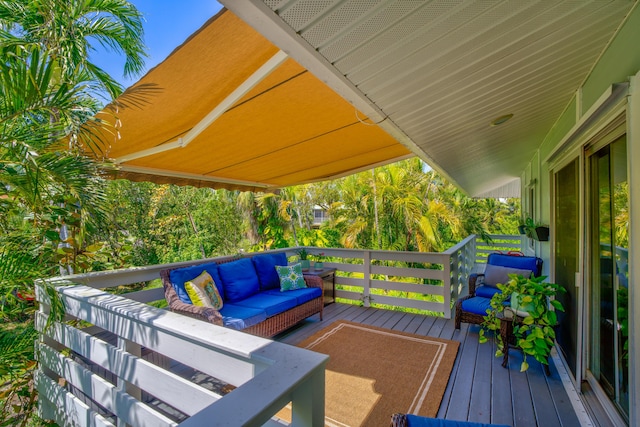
xmin=96 ymin=10 xmax=411 ymax=192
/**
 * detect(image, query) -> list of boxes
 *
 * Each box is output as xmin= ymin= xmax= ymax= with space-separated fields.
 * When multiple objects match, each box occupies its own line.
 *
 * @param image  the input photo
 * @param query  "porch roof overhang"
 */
xmin=98 ymin=1 xmax=635 ymax=196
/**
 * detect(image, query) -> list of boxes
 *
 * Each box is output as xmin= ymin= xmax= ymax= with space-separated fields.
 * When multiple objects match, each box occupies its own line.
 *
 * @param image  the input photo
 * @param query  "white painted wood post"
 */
xmin=450 ymin=250 xmax=460 ymax=305
xmin=363 ymin=251 xmax=371 ymax=307
xmin=443 ymin=253 xmax=452 ymax=319
xmin=291 ymin=368 xmax=325 ymax=426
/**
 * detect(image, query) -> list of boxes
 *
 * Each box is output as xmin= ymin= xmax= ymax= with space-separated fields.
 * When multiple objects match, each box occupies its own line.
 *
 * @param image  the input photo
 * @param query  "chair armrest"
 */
xmin=302 ymin=274 xmax=323 ymax=290
xmin=169 ymin=301 xmax=224 ymax=325
xmin=390 ymin=413 xmax=408 ymax=427
xmin=160 ymin=267 xmax=223 ymax=325
xmin=468 ymin=273 xmax=485 ymax=296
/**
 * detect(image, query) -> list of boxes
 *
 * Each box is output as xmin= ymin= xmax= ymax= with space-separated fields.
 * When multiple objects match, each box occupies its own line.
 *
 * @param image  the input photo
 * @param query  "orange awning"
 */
xmin=95 ymin=9 xmax=411 ymax=192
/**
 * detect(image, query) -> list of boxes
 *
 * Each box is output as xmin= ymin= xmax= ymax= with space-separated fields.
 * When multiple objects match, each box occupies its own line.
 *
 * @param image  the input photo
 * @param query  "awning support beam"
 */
xmin=116 ymin=50 xmax=289 ymax=164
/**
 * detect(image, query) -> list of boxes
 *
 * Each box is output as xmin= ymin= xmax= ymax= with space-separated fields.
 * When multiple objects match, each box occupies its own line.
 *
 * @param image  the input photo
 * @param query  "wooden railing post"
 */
xmin=443 ymin=253 xmax=452 ymax=319
xmin=363 ymin=250 xmax=371 ymax=307
xmin=449 ymin=250 xmax=459 ymax=315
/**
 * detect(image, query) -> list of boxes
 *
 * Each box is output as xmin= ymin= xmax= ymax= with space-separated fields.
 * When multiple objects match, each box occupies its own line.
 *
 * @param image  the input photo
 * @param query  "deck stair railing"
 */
xmin=34 ymin=234 xmax=520 ymax=426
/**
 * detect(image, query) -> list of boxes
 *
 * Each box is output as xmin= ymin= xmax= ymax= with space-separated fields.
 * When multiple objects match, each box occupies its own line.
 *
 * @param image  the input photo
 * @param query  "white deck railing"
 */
xmin=300 ymin=234 xmax=523 ymax=317
xmin=35 ymin=234 xmax=521 ymax=426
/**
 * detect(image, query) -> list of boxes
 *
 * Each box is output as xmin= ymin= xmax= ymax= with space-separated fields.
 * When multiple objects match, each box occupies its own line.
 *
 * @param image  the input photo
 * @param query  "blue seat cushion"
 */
xmin=264 ymin=287 xmax=322 ymax=305
xmin=169 ymin=262 xmax=223 ymax=304
xmin=219 ymin=304 xmax=267 ymax=330
xmin=475 ymin=285 xmax=503 ymax=299
xmin=252 ymin=253 xmax=288 ymax=290
xmin=234 ymin=293 xmax=298 ymax=318
xmin=461 ymin=296 xmax=493 ymax=316
xmin=405 ymin=414 xmax=510 ymax=427
xmin=218 ymin=258 xmax=260 ymax=303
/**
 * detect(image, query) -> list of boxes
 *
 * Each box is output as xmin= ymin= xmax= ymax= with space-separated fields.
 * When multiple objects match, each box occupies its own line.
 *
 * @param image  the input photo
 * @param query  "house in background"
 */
xmin=216 ymin=1 xmax=640 ymax=425
xmin=312 ymin=205 xmax=329 ymax=228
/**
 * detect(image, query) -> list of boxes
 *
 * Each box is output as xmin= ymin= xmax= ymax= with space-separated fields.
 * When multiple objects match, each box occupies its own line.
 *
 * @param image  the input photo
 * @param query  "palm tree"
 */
xmin=0 ymin=2 xmax=145 ymax=423
xmin=0 ymin=0 xmax=146 ymax=100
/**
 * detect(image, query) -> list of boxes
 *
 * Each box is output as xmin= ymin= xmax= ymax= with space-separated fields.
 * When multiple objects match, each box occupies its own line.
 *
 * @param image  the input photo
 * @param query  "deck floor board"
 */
xmin=279 ymin=303 xmax=580 ymax=426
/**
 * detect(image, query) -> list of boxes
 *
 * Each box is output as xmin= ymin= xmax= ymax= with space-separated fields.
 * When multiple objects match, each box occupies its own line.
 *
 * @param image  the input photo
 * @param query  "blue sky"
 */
xmin=92 ymin=0 xmax=223 ymax=89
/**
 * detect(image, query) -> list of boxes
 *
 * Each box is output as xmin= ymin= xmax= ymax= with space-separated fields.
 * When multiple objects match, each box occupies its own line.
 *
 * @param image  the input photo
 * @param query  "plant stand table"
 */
xmin=303 ymin=267 xmax=337 ymax=305
xmin=496 ymin=310 xmax=551 ymax=376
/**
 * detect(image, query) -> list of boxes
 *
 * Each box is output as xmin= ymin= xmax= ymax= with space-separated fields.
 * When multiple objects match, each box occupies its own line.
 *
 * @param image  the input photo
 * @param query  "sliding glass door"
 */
xmin=554 ymin=159 xmax=579 ymax=377
xmin=588 ymin=136 xmax=629 ymax=420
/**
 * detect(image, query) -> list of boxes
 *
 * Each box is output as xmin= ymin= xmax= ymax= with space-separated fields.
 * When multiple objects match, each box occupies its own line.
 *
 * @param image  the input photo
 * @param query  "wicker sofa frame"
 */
xmin=160 ymin=256 xmax=324 ymax=338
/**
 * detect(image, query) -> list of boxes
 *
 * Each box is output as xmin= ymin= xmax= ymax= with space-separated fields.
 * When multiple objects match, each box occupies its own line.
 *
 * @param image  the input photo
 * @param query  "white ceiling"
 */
xmin=221 ymin=0 xmax=635 ymax=197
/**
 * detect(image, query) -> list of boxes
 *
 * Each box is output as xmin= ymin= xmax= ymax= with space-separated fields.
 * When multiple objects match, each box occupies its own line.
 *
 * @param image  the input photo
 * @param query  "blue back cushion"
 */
xmin=487 ymin=253 xmax=542 ymax=276
xmin=252 ymin=253 xmax=288 ymax=290
xmin=169 ymin=262 xmax=222 ymax=304
xmin=218 ymin=258 xmax=261 ymax=303
xmin=475 ymin=285 xmax=503 ymax=299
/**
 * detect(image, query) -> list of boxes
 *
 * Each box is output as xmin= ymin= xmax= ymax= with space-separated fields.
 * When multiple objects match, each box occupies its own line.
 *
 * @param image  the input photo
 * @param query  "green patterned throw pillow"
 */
xmin=275 ymin=263 xmax=307 ymax=292
xmin=184 ymin=271 xmax=223 ymax=309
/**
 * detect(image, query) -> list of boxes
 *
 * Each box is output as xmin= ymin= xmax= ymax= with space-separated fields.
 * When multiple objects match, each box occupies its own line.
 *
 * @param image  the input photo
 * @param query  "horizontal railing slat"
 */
xmin=37 ymin=284 xmax=269 ymax=386
xmin=37 ymin=343 xmax=178 ymax=427
xmin=370 ymin=280 xmax=445 ymax=296
xmin=35 ymin=313 xmax=220 ymax=416
xmin=369 ymin=294 xmax=445 ymax=312
xmin=370 ymin=265 xmax=446 ymax=281
xmin=35 ymin=370 xmax=116 ymax=427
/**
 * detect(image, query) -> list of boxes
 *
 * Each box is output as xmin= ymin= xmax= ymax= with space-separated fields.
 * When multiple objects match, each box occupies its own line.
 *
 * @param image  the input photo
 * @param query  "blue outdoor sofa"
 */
xmin=161 ymin=253 xmax=324 ymax=338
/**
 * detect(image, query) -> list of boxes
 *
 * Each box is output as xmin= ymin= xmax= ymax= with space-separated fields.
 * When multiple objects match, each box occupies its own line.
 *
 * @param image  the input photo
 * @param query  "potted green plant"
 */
xmin=519 ymin=217 xmax=549 ymax=241
xmin=298 ymin=248 xmax=310 ymax=271
xmin=479 ymin=274 xmax=565 ymax=371
xmin=314 ymin=252 xmax=325 ymax=270
xmin=517 ymin=217 xmax=533 ymax=235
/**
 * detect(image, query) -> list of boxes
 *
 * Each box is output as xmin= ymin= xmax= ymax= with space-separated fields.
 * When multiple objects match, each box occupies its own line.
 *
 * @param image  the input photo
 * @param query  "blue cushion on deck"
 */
xmin=475 ymin=285 xmax=503 ymax=299
xmin=234 ymin=292 xmax=298 ymax=318
xmin=252 ymin=253 xmax=288 ymax=290
xmin=461 ymin=296 xmax=493 ymax=316
xmin=169 ymin=262 xmax=223 ymax=304
xmin=405 ymin=414 xmax=510 ymax=427
xmin=219 ymin=304 xmax=267 ymax=330
xmin=264 ymin=286 xmax=322 ymax=305
xmin=218 ymin=258 xmax=260 ymax=303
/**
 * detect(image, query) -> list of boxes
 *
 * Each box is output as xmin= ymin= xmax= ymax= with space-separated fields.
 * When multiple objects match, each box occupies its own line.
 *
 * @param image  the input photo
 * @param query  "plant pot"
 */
xmin=517 ymin=225 xmax=526 ymax=235
xmin=314 ymin=261 xmax=324 ymax=270
xmin=510 ymin=291 xmax=535 ymax=317
xmin=300 ymin=259 xmax=310 ymax=271
xmin=534 ymin=226 xmax=549 ymax=241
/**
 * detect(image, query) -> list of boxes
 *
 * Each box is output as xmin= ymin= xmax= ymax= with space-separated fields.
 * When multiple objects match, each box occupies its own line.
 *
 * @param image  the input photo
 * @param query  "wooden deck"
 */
xmin=276 ymin=302 xmax=583 ymax=427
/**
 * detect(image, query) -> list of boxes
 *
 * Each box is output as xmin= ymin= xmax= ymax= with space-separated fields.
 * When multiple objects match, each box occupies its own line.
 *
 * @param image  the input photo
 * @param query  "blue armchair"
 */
xmin=454 ymin=253 xmax=542 ymax=329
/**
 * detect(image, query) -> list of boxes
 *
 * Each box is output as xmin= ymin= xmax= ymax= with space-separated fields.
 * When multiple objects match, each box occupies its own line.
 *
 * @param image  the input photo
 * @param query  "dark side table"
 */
xmin=496 ymin=310 xmax=551 ymax=376
xmin=303 ymin=267 xmax=337 ymax=305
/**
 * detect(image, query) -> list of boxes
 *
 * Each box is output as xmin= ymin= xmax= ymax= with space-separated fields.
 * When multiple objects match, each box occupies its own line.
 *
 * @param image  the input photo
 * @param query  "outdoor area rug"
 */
xmin=277 ymin=320 xmax=460 ymax=427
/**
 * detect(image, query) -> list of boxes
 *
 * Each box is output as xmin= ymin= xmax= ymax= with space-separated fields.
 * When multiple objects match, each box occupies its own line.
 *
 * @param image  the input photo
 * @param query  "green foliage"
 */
xmin=0 ymin=323 xmax=38 ymax=426
xmin=480 ymin=274 xmax=566 ymax=371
